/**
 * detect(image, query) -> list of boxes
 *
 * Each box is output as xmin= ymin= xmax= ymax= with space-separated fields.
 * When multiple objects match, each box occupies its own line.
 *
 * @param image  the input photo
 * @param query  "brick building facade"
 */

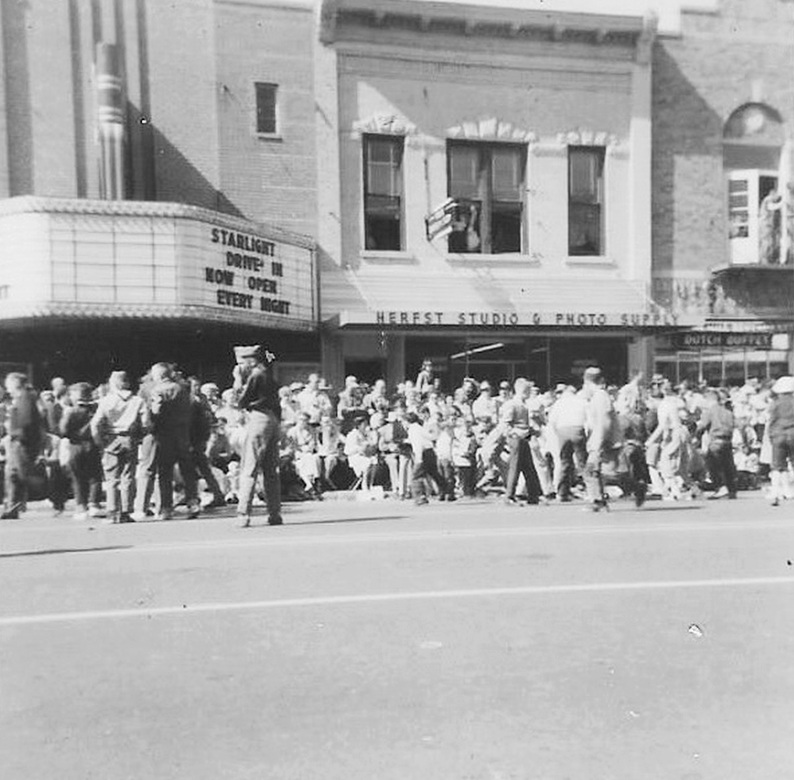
xmin=1 ymin=0 xmax=791 ymax=388
xmin=651 ymin=0 xmax=794 ymax=383
xmin=316 ymin=0 xmax=683 ymax=390
xmin=0 ymin=0 xmax=319 ymax=384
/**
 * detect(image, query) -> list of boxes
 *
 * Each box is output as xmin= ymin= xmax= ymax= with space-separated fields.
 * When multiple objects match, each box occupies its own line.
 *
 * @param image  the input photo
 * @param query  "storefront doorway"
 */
xmin=403 ymin=334 xmax=629 ymax=391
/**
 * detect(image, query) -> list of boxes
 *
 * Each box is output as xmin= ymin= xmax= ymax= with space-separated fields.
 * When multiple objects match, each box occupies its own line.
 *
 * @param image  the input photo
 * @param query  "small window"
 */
xmin=568 ymin=146 xmax=605 ymax=256
xmin=446 ymin=142 xmax=525 ymax=254
xmin=255 ymin=83 xmax=278 ymax=135
xmin=363 ymin=135 xmax=403 ymax=251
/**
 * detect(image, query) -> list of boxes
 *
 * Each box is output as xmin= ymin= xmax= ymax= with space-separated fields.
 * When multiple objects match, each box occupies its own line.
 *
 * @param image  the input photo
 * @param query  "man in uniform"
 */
xmin=500 ymin=377 xmax=542 ymax=506
xmin=233 ymin=345 xmax=283 ymax=528
xmin=581 ymin=367 xmax=615 ymax=512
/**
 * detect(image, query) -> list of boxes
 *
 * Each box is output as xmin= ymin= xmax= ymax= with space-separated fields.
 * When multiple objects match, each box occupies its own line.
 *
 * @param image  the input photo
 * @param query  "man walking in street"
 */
xmin=188 ymin=376 xmax=227 ymax=509
xmin=500 ymin=377 xmax=542 ymax=506
xmin=233 ymin=345 xmax=283 ymax=528
xmin=697 ymin=387 xmax=737 ymax=500
xmin=581 ymin=367 xmax=616 ymax=512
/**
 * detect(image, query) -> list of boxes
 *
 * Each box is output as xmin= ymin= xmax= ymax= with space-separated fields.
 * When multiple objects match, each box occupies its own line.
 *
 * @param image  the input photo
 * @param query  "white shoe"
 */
xmin=711 ymin=486 xmax=729 ymax=499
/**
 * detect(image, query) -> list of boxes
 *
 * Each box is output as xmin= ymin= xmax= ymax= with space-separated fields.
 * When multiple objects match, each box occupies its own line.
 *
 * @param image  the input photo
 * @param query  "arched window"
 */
xmin=723 ymin=103 xmax=786 ymax=265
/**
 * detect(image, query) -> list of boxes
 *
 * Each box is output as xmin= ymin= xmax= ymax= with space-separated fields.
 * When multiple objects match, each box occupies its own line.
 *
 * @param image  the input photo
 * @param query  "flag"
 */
xmin=425 ymin=198 xmax=457 ymax=241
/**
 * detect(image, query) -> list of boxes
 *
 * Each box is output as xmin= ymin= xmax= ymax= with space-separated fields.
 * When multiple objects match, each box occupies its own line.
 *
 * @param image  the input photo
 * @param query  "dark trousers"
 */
xmin=47 ymin=462 xmax=70 ymax=511
xmin=238 ymin=410 xmax=282 ymax=520
xmin=504 ymin=436 xmax=541 ymax=501
xmin=411 ymin=448 xmax=446 ymax=501
xmin=70 ymin=446 xmax=103 ymax=509
xmin=192 ymin=444 xmax=225 ymax=500
xmin=4 ymin=441 xmax=32 ymax=513
xmin=557 ymin=426 xmax=587 ymax=499
xmin=156 ymin=436 xmax=199 ymax=512
xmin=438 ymin=459 xmax=456 ymax=499
xmin=456 ymin=464 xmax=475 ymax=497
xmin=707 ymin=438 xmax=737 ymax=496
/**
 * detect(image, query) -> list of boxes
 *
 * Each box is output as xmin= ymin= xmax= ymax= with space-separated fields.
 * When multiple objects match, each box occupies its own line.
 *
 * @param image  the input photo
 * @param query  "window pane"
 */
xmin=255 ymin=83 xmax=277 ymax=134
xmin=365 ymin=212 xmax=401 ymax=250
xmin=449 ymin=146 xmax=480 ymax=198
xmin=569 ymin=147 xmax=604 ymax=206
xmin=569 ymin=203 xmax=601 ymax=255
xmin=491 ymin=147 xmax=522 ymax=201
xmin=368 ymin=163 xmax=395 ymax=196
xmin=367 ymin=138 xmax=396 ymax=163
xmin=363 ymin=136 xmax=403 ymax=250
xmin=569 ymin=151 xmax=596 ymax=201
xmin=491 ymin=202 xmax=522 ymax=253
xmin=365 ymin=137 xmax=402 ymax=197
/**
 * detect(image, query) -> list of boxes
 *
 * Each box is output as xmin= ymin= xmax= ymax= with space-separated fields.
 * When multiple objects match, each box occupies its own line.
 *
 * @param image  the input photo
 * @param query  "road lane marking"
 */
xmin=2 ymin=575 xmax=794 ymax=627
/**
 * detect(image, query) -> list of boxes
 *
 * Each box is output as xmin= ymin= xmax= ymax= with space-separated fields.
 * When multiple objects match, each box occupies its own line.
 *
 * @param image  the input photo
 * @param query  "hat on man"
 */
xmin=289 ymin=381 xmax=304 ymax=392
xmin=499 ymin=380 xmax=510 ymax=390
xmin=479 ymin=381 xmax=491 ymax=391
xmin=772 ymin=376 xmax=794 ymax=395
xmin=234 ymin=344 xmax=261 ymax=361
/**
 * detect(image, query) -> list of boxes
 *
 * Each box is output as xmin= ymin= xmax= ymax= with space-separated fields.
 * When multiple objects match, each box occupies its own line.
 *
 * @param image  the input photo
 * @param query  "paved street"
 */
xmin=2 ymin=494 xmax=794 ymax=780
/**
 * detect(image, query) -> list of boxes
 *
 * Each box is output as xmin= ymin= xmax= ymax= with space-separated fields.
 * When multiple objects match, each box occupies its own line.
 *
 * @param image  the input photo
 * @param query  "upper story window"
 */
xmin=446 ymin=142 xmax=525 ymax=254
xmin=255 ymin=83 xmax=278 ymax=135
xmin=363 ymin=135 xmax=404 ymax=251
xmin=723 ymin=103 xmax=787 ymax=265
xmin=568 ymin=146 xmax=605 ymax=256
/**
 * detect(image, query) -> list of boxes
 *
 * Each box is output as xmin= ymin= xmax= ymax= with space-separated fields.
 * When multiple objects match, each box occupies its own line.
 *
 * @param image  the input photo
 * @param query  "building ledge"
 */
xmin=710 ymin=263 xmax=794 ymax=276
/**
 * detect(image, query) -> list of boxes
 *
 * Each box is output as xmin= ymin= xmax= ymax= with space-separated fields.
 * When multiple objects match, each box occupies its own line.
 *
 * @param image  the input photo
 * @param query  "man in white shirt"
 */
xmin=548 ymin=384 xmax=588 ymax=502
xmin=407 ymin=411 xmax=447 ymax=505
xmin=472 ymin=381 xmax=498 ymax=424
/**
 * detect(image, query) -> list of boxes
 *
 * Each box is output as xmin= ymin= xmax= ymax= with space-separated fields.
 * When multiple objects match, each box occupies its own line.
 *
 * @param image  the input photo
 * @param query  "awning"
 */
xmin=321 ymin=266 xmax=703 ymax=330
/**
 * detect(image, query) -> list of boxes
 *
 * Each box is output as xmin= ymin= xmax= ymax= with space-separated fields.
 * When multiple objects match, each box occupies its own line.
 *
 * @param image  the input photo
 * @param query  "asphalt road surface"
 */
xmin=2 ymin=493 xmax=794 ymax=780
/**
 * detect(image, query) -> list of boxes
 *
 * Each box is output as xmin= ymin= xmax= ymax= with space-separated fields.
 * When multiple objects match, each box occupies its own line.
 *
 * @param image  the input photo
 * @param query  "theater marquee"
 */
xmin=0 ymin=198 xmax=317 ymax=331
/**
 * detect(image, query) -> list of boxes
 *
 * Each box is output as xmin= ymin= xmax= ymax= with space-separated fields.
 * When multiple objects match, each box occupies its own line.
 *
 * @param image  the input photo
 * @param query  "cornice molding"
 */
xmin=351 ymin=113 xmax=418 ymax=138
xmin=447 ymin=118 xmax=537 ymax=143
xmin=556 ymin=129 xmax=621 ymax=147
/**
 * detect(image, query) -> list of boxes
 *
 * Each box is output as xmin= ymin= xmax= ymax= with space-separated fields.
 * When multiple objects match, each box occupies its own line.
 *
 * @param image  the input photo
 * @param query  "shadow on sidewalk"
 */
xmin=0 ymin=545 xmax=132 ymax=559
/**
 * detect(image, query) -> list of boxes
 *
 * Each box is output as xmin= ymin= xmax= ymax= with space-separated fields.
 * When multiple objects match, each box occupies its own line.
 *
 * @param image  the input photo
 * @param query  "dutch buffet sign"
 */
xmin=671 ymin=331 xmax=774 ymax=349
xmin=373 ymin=310 xmax=683 ymax=327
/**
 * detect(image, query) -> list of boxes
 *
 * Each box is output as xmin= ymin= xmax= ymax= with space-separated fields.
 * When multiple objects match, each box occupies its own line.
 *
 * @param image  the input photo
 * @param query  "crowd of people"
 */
xmin=2 ymin=349 xmax=794 ymax=525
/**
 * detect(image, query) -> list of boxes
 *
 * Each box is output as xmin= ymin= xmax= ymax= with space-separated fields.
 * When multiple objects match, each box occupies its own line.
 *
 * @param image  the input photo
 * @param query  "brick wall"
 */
xmin=215 ymin=1 xmax=317 ymax=236
xmin=0 ymin=0 xmax=317 ymax=238
xmin=651 ymin=0 xmax=794 ymax=277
